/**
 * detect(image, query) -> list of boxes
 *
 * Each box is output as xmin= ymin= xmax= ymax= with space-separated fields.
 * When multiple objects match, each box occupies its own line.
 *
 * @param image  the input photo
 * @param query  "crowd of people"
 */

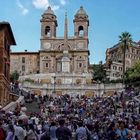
xmin=0 ymin=89 xmax=140 ymax=140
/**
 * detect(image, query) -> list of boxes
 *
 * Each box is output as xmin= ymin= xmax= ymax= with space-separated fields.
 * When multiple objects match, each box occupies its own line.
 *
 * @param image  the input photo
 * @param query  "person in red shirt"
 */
xmin=0 ymin=121 xmax=6 ymax=140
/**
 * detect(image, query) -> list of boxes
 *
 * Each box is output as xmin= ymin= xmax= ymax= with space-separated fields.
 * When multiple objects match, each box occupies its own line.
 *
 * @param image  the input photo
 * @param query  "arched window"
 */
xmin=78 ymin=26 xmax=84 ymax=37
xmin=45 ymin=26 xmax=51 ymax=37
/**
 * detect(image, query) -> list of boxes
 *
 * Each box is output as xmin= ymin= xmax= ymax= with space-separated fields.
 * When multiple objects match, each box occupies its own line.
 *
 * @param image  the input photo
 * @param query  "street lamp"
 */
xmin=103 ymin=78 xmax=106 ymax=95
xmin=53 ymin=76 xmax=56 ymax=94
xmin=97 ymin=80 xmax=101 ymax=97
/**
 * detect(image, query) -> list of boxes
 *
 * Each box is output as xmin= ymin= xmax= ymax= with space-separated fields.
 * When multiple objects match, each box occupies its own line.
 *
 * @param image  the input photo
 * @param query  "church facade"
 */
xmin=10 ymin=7 xmax=94 ymax=96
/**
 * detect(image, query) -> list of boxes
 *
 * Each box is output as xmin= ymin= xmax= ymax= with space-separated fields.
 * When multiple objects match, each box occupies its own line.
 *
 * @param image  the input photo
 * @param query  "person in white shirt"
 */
xmin=14 ymin=120 xmax=26 ymax=140
xmin=76 ymin=121 xmax=89 ymax=140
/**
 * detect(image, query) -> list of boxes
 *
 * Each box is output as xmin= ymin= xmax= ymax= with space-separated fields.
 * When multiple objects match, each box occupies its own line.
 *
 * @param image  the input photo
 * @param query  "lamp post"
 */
xmin=53 ymin=76 xmax=56 ymax=94
xmin=98 ymin=80 xmax=101 ymax=97
xmin=103 ymin=78 xmax=106 ymax=95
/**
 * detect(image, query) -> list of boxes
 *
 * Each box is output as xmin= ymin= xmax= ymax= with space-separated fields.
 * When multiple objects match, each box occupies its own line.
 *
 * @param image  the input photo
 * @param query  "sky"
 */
xmin=0 ymin=0 xmax=140 ymax=64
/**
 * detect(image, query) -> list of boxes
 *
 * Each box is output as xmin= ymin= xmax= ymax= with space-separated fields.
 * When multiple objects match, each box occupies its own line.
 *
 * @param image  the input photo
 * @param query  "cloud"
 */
xmin=32 ymin=0 xmax=59 ymax=11
xmin=16 ymin=0 xmax=29 ymax=15
xmin=52 ymin=5 xmax=60 ymax=11
xmin=32 ymin=0 xmax=68 ymax=11
xmin=22 ymin=9 xmax=29 ymax=15
xmin=60 ymin=0 xmax=66 ymax=6
xmin=32 ymin=0 xmax=49 ymax=9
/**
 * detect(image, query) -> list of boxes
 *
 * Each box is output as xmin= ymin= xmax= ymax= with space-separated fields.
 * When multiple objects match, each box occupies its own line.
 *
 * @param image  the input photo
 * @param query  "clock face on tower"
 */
xmin=42 ymin=42 xmax=51 ymax=50
xmin=77 ymin=42 xmax=84 ymax=49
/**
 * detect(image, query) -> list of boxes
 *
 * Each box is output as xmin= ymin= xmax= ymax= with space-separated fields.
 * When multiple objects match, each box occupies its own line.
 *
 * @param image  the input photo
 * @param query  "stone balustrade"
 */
xmin=22 ymin=82 xmax=123 ymax=96
xmin=23 ymin=82 xmax=123 ymax=89
xmin=3 ymin=95 xmax=24 ymax=113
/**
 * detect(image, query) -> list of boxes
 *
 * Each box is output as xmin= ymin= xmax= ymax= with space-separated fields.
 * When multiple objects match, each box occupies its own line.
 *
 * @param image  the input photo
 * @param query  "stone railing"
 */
xmin=3 ymin=96 xmax=24 ymax=113
xmin=9 ymin=92 xmax=19 ymax=101
xmin=22 ymin=82 xmax=123 ymax=91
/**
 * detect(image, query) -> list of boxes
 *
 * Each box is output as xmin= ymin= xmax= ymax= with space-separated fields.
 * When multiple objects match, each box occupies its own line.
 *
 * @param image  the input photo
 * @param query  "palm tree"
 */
xmin=119 ymin=32 xmax=132 ymax=85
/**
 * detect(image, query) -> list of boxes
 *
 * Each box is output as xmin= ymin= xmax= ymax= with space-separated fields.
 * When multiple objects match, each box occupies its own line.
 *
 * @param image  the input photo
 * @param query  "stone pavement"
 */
xmin=25 ymin=100 xmax=40 ymax=114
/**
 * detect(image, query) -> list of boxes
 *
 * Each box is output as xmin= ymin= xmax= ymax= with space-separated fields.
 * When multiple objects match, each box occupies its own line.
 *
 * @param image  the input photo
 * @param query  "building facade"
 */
xmin=106 ymin=41 xmax=140 ymax=80
xmin=0 ymin=22 xmax=16 ymax=106
xmin=10 ymin=6 xmax=94 ymax=95
xmin=10 ymin=52 xmax=39 ymax=75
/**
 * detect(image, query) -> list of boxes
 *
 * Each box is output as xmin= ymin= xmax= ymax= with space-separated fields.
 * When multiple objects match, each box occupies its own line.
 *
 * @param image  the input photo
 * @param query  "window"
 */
xmin=79 ymin=63 xmax=82 ymax=68
xmin=45 ymin=26 xmax=51 ymax=37
xmin=22 ymin=65 xmax=25 ymax=71
xmin=132 ymin=49 xmax=135 ymax=53
xmin=126 ymin=48 xmax=129 ymax=53
xmin=78 ymin=26 xmax=84 ymax=37
xmin=113 ymin=66 xmax=117 ymax=70
xmin=4 ymin=37 xmax=7 ymax=50
xmin=137 ymin=50 xmax=140 ymax=54
xmin=119 ymin=67 xmax=122 ymax=71
xmin=46 ymin=63 xmax=49 ymax=68
xmin=113 ymin=73 xmax=115 ymax=77
xmin=118 ymin=60 xmax=122 ymax=63
xmin=4 ymin=37 xmax=8 ymax=51
xmin=37 ymin=61 xmax=40 ymax=67
xmin=22 ymin=57 xmax=25 ymax=63
xmin=57 ymin=62 xmax=61 ymax=72
xmin=4 ymin=60 xmax=7 ymax=77
xmin=4 ymin=37 xmax=10 ymax=55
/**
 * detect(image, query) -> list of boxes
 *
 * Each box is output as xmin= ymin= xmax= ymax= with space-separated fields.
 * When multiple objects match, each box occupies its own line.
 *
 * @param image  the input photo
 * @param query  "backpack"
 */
xmin=0 ymin=128 xmax=6 ymax=140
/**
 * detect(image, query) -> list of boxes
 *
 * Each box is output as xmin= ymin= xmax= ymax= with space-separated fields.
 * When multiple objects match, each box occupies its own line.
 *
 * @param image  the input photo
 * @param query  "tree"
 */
xmin=125 ymin=60 xmax=140 ymax=87
xmin=10 ymin=70 xmax=19 ymax=82
xmin=93 ymin=61 xmax=107 ymax=83
xmin=119 ymin=32 xmax=132 ymax=85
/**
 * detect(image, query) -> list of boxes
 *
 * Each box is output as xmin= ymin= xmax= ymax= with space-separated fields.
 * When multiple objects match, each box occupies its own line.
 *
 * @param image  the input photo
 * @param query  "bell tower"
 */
xmin=40 ymin=6 xmax=57 ymax=38
xmin=73 ymin=6 xmax=89 ymax=38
